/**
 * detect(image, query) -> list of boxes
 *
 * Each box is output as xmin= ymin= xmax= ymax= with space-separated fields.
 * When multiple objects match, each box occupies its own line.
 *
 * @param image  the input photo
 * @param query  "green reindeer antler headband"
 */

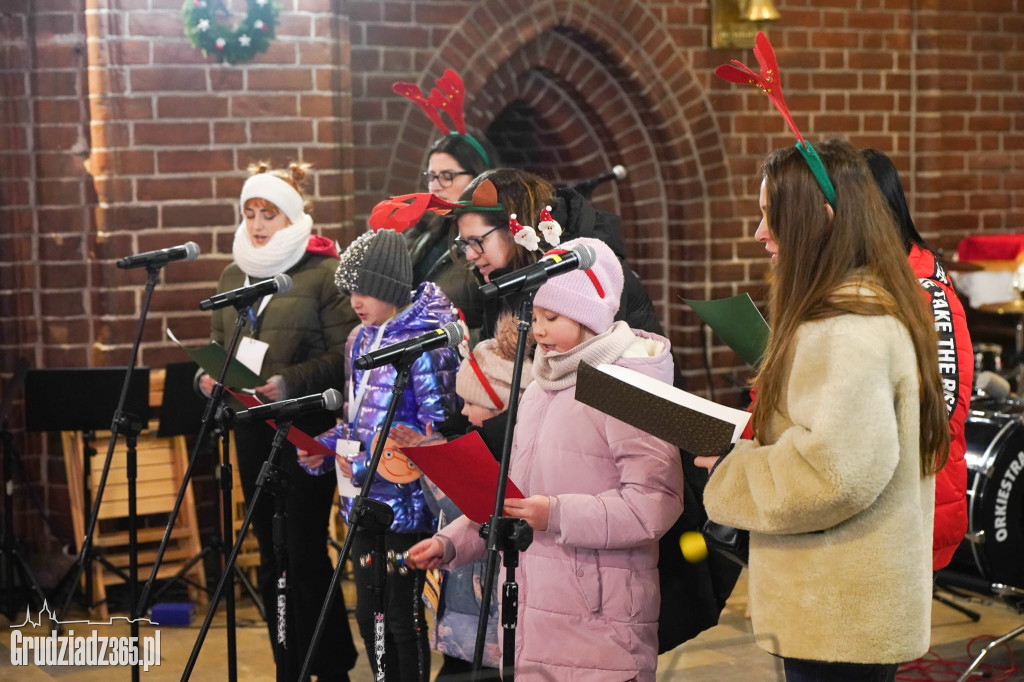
xmin=715 ymin=33 xmax=837 ymax=208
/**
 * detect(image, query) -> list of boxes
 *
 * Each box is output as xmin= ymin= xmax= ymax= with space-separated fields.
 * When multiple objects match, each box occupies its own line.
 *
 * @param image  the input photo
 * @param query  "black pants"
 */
xmin=436 ymin=653 xmax=501 ymax=681
xmin=783 ymin=658 xmax=899 ymax=682
xmin=235 ymin=420 xmax=358 ymax=681
xmin=351 ymin=529 xmax=431 ymax=682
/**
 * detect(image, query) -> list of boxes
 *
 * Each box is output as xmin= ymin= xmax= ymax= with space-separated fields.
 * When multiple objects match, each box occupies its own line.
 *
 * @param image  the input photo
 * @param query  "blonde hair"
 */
xmin=752 ymin=138 xmax=950 ymax=476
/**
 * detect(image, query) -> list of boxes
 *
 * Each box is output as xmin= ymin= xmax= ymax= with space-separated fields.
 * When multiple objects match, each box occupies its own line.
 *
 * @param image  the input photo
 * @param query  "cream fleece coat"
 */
xmin=705 ymin=313 xmax=935 ymax=664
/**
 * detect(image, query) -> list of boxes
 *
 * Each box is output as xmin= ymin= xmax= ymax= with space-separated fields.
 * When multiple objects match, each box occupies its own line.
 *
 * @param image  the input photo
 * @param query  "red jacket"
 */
xmin=740 ymin=247 xmax=971 ymax=569
xmin=908 ymin=244 xmax=972 ymax=570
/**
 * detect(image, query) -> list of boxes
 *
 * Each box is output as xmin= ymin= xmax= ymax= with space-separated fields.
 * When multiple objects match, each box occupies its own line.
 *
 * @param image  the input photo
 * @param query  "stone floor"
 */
xmin=2 ymin=571 xmax=1022 ymax=680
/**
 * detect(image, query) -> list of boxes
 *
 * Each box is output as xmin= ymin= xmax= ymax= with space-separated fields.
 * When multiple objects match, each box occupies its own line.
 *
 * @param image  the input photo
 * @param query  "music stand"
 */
xmin=25 ymin=367 xmax=150 ymax=613
xmin=156 ymin=362 xmax=204 ymax=438
xmin=25 ymin=367 xmax=150 ymax=433
xmin=147 ymin=362 xmax=262 ymax=614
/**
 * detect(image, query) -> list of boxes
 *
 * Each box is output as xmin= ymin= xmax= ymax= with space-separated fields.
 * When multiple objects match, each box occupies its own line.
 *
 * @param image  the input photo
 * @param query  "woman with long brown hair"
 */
xmin=703 ymin=138 xmax=949 ymax=682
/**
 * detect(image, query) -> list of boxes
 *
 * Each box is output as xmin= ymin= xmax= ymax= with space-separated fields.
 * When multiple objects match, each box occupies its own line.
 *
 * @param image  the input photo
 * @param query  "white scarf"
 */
xmin=231 ymin=216 xmax=313 ymax=278
xmin=232 ymin=173 xmax=314 ymax=278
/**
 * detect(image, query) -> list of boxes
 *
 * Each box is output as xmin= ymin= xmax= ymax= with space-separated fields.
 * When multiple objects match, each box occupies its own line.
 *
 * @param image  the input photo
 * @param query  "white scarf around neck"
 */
xmin=231 ymin=217 xmax=313 ymax=278
xmin=233 ymin=172 xmax=314 ymax=278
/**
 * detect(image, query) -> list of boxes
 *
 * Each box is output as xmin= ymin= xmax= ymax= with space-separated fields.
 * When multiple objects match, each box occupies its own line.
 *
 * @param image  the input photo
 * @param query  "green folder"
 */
xmin=166 ymin=329 xmax=262 ymax=389
xmin=683 ymin=293 xmax=770 ymax=367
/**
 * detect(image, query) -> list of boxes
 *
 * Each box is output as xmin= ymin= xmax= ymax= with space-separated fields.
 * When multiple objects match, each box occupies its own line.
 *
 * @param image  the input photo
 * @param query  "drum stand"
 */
xmin=933 ymin=583 xmax=981 ymax=622
xmin=956 ymin=583 xmax=1024 ymax=682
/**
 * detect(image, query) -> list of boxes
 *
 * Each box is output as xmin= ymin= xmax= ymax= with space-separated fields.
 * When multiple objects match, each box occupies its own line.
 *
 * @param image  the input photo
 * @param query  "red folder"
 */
xmin=401 ymin=431 xmax=524 ymax=524
xmin=226 ymin=390 xmax=334 ymax=457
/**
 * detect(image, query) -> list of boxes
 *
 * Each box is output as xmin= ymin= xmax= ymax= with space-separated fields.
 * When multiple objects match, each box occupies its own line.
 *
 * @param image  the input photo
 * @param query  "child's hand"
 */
xmin=388 ymin=423 xmax=442 ymax=448
xmin=297 ymin=449 xmax=326 ymax=469
xmin=503 ymin=495 xmax=550 ymax=532
xmin=693 ymin=456 xmax=720 ymax=473
xmin=335 ymin=455 xmax=353 ymax=478
xmin=406 ymin=537 xmax=444 ymax=570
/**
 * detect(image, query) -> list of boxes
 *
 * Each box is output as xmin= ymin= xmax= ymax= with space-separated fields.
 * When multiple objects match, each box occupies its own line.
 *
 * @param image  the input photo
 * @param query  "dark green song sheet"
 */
xmin=683 ymin=293 xmax=769 ymax=367
xmin=166 ymin=328 xmax=262 ymax=390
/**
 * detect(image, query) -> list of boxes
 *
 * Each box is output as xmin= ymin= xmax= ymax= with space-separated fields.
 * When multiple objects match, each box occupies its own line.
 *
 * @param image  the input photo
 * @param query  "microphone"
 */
xmin=235 ymin=388 xmax=342 ymax=424
xmin=976 ymin=370 xmax=1012 ymax=401
xmin=199 ymin=273 xmax=292 ymax=311
xmin=571 ymin=165 xmax=627 ymax=199
xmin=116 ymin=242 xmax=200 ymax=269
xmin=354 ymin=321 xmax=462 ymax=371
xmin=479 ymin=242 xmax=597 ymax=300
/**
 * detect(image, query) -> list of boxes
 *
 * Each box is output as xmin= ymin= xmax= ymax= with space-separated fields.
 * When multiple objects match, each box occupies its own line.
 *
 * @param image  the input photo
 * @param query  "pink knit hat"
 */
xmin=533 ymin=237 xmax=623 ymax=334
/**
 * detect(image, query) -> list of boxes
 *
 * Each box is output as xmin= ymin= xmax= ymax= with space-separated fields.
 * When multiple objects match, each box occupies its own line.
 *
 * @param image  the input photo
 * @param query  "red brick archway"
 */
xmin=378 ymin=0 xmax=734 ymax=373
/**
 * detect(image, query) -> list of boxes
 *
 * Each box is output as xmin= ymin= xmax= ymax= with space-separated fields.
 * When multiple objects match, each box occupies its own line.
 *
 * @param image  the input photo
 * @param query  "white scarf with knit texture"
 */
xmin=231 ymin=217 xmax=312 ymax=278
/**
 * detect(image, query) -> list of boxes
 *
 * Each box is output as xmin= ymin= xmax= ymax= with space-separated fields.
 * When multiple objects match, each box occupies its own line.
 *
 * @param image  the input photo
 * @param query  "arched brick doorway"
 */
xmin=382 ymin=0 xmax=732 ymax=389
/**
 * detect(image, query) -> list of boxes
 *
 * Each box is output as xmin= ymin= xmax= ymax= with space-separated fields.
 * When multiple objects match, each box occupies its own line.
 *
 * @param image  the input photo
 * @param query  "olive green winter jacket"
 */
xmin=210 ymin=253 xmax=357 ymax=398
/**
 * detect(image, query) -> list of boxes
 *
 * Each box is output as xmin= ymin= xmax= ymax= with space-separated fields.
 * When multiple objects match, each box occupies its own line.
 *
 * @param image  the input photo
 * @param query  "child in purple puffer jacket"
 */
xmin=300 ymin=228 xmax=459 ymax=682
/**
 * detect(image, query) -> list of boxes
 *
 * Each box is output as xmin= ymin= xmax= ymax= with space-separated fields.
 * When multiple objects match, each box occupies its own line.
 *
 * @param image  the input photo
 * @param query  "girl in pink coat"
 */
xmin=408 ymin=237 xmax=684 ymax=681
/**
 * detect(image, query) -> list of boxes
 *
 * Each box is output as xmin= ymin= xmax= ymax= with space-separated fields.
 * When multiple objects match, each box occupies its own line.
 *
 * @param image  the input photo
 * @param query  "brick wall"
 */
xmin=0 ymin=0 xmax=353 ymax=573
xmin=349 ymin=0 xmax=1024 ymax=397
xmin=3 ymin=0 xmax=1024 ymax=570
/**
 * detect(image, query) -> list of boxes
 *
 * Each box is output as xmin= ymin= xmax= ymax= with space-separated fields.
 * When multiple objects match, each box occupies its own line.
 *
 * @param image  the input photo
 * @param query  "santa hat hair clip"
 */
xmin=715 ymin=32 xmax=836 ymax=208
xmin=508 ymin=214 xmax=541 ymax=252
xmin=537 ymin=205 xmax=562 ymax=246
xmin=393 ymin=69 xmax=492 ymax=168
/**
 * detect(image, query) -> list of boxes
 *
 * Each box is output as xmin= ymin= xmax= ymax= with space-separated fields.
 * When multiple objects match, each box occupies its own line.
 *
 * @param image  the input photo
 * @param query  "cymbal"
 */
xmin=946 ymin=261 xmax=984 ymax=272
xmin=944 ymin=261 xmax=984 ymax=272
xmin=979 ymin=299 xmax=1024 ymax=314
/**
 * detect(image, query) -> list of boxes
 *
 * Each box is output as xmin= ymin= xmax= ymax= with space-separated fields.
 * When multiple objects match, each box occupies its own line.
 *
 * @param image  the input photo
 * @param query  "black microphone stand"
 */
xmin=1 ymin=362 xmax=47 ymax=620
xmin=472 ymin=292 xmax=536 ymax=679
xmin=299 ymin=356 xmax=421 ymax=681
xmin=181 ymin=417 xmax=296 ymax=682
xmin=136 ymin=301 xmax=252 ymax=682
xmin=54 ymin=265 xmax=159 ymax=681
xmin=214 ymin=402 xmax=240 ymax=679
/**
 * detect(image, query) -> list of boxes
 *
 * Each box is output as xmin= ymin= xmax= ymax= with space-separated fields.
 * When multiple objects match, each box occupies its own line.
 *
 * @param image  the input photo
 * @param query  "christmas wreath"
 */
xmin=182 ymin=0 xmax=279 ymax=65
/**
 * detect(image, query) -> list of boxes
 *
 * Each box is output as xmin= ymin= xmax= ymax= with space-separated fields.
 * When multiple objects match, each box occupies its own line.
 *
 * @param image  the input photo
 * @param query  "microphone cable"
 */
xmin=896 ymin=634 xmax=1019 ymax=681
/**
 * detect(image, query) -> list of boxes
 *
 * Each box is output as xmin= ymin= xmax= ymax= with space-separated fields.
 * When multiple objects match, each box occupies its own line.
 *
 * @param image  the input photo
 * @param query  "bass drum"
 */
xmin=948 ymin=407 xmax=1024 ymax=588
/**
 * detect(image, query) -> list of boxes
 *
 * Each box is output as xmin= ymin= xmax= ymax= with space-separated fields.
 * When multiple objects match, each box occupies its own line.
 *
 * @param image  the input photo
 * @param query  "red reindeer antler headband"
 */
xmin=367 ymin=180 xmax=504 ymax=232
xmin=715 ymin=33 xmax=836 ymax=207
xmin=393 ymin=69 xmax=492 ymax=168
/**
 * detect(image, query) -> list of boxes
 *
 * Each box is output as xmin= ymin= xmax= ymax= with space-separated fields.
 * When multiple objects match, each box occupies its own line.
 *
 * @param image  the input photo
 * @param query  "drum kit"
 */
xmin=935 ymin=277 xmax=1024 ymax=680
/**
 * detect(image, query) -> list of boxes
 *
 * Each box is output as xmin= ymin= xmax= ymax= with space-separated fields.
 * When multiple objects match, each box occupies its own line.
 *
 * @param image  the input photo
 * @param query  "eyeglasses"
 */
xmin=422 ymin=170 xmax=473 ymax=188
xmin=453 ymin=225 xmax=503 ymax=256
